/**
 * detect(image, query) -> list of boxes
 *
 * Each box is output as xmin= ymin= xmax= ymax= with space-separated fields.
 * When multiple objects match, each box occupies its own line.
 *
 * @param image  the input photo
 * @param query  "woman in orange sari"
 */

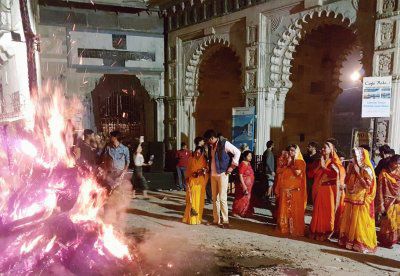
xmin=275 ymin=145 xmax=307 ymax=236
xmin=377 ymin=154 xmax=400 ymax=248
xmin=338 ymin=147 xmax=377 ymax=253
xmin=182 ymin=146 xmax=209 ymax=225
xmin=310 ymin=142 xmax=345 ymax=241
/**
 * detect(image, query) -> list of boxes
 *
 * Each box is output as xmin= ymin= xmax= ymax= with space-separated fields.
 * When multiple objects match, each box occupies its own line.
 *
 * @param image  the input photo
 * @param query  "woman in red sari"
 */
xmin=275 ymin=145 xmax=307 ymax=236
xmin=309 ymin=142 xmax=345 ymax=241
xmin=377 ymin=154 xmax=400 ymax=248
xmin=232 ymin=151 xmax=255 ymax=217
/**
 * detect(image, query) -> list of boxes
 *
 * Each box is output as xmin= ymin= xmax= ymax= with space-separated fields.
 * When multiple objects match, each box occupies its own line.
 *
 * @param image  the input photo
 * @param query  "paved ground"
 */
xmin=123 ymin=190 xmax=400 ymax=275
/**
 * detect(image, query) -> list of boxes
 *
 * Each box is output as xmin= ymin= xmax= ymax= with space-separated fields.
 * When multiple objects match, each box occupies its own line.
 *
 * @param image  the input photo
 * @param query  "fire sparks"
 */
xmin=0 ymin=81 xmax=137 ymax=274
xmin=44 ymin=235 xmax=57 ymax=253
xmin=20 ymin=235 xmax=44 ymax=254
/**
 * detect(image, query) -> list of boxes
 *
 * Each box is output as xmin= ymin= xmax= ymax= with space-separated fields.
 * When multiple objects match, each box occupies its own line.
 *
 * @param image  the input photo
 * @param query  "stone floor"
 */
xmin=123 ymin=190 xmax=400 ymax=275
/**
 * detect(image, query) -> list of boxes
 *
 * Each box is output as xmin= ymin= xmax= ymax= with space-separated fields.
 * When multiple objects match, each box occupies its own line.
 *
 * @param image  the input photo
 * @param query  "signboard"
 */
xmin=68 ymin=29 xmax=164 ymax=72
xmin=232 ymin=107 xmax=255 ymax=151
xmin=362 ymin=76 xmax=392 ymax=118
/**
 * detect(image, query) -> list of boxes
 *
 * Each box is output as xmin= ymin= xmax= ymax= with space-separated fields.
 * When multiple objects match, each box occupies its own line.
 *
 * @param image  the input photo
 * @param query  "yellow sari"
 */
xmin=275 ymin=146 xmax=307 ymax=236
xmin=338 ymin=147 xmax=377 ymax=253
xmin=182 ymin=154 xmax=209 ymax=225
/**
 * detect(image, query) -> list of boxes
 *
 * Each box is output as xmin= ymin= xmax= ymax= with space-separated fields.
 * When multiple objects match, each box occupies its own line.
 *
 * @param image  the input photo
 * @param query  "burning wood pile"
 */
xmin=0 ymin=82 xmax=139 ymax=275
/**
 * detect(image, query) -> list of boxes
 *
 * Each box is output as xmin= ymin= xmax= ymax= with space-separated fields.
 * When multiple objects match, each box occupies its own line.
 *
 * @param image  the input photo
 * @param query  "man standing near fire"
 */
xmin=100 ymin=130 xmax=131 ymax=225
xmin=203 ymin=129 xmax=241 ymax=229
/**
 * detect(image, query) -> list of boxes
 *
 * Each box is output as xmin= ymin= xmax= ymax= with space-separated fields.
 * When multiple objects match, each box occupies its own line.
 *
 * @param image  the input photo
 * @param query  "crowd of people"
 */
xmin=72 ymin=128 xmax=400 ymax=254
xmin=181 ymin=130 xmax=400 ymax=254
xmin=72 ymin=129 xmax=152 ymax=201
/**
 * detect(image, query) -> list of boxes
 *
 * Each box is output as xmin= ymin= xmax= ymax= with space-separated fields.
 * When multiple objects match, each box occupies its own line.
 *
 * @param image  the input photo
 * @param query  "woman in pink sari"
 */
xmin=232 ymin=151 xmax=255 ymax=217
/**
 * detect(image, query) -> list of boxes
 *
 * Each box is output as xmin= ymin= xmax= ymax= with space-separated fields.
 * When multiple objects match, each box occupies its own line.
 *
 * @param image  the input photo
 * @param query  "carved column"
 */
xmin=156 ymin=72 xmax=165 ymax=142
xmin=245 ymin=15 xmax=274 ymax=155
xmin=374 ymin=0 xmax=400 ymax=152
xmin=166 ymin=40 xmax=178 ymax=149
xmin=274 ymin=88 xmax=287 ymax=128
xmin=187 ymin=96 xmax=197 ymax=150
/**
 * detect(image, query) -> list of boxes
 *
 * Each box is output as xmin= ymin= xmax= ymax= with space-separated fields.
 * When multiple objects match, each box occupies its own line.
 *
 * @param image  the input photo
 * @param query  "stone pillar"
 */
xmin=175 ymin=38 xmax=188 ymax=149
xmin=274 ymin=88 xmax=287 ymax=128
xmin=374 ymin=0 xmax=400 ymax=152
xmin=156 ymin=73 xmax=165 ymax=142
xmin=244 ymin=14 xmax=274 ymax=155
xmin=156 ymin=97 xmax=165 ymax=142
xmin=187 ymin=96 xmax=197 ymax=150
xmin=165 ymin=38 xmax=181 ymax=149
xmin=389 ymin=80 xmax=400 ymax=151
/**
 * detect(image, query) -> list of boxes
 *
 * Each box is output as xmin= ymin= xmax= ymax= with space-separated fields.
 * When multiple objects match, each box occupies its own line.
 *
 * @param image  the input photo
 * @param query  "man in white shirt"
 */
xmin=203 ymin=129 xmax=241 ymax=228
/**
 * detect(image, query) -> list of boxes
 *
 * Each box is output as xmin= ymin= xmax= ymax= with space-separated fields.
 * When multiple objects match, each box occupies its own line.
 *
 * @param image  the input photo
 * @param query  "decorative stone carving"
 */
xmin=380 ymin=21 xmax=394 ymax=47
xmin=169 ymin=46 xmax=176 ymax=60
xmin=248 ymin=25 xmax=257 ymax=45
xmin=378 ymin=53 xmax=393 ymax=76
xmin=382 ymin=0 xmax=395 ymax=13
xmin=376 ymin=118 xmax=389 ymax=146
xmin=184 ymin=35 xmax=235 ymax=96
xmin=352 ymin=0 xmax=359 ymax=10
xmin=247 ymin=72 xmax=257 ymax=89
xmin=271 ymin=17 xmax=282 ymax=32
xmin=270 ymin=8 xmax=356 ymax=91
xmin=247 ymin=97 xmax=256 ymax=107
xmin=169 ymin=64 xmax=176 ymax=80
xmin=247 ymin=48 xmax=257 ymax=68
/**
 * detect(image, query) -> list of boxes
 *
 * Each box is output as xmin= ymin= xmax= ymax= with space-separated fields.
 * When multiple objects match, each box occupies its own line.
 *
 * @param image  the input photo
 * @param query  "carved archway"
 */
xmin=184 ymin=35 xmax=242 ymax=97
xmin=270 ymin=8 xmax=358 ymax=94
xmin=271 ymin=7 xmax=367 ymax=151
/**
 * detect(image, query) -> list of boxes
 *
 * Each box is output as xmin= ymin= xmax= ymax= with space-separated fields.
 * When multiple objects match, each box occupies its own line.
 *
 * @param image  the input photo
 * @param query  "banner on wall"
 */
xmin=232 ymin=107 xmax=255 ymax=151
xmin=362 ymin=76 xmax=392 ymax=118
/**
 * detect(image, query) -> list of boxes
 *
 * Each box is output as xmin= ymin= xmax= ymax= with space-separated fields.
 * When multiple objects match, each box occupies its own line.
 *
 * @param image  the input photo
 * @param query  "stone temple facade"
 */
xmin=159 ymin=0 xmax=400 ymax=155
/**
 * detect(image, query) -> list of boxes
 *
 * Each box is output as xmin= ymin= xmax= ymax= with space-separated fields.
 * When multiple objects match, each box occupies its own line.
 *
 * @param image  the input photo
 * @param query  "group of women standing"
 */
xmin=181 ymin=140 xmax=400 ymax=255
xmin=275 ymin=141 xmax=400 ymax=254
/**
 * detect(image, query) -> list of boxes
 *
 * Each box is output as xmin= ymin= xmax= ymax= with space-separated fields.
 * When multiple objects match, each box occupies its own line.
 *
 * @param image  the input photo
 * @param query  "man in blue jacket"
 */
xmin=204 ymin=129 xmax=241 ymax=228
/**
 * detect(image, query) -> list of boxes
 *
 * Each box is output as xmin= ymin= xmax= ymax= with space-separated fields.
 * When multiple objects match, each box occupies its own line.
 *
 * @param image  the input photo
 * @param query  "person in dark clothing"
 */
xmin=262 ymin=141 xmax=275 ymax=198
xmin=76 ymin=129 xmax=98 ymax=167
xmin=195 ymin=136 xmax=212 ymax=204
xmin=303 ymin=141 xmax=320 ymax=205
xmin=375 ymin=145 xmax=394 ymax=177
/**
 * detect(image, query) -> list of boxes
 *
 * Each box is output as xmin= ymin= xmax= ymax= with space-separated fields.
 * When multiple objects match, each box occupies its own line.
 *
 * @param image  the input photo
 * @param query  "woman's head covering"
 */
xmin=325 ymin=141 xmax=345 ymax=185
xmin=353 ymin=147 xmax=376 ymax=179
xmin=293 ymin=144 xmax=304 ymax=161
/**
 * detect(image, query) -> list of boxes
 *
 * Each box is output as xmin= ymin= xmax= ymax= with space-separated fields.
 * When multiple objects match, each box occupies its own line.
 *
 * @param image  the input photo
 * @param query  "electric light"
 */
xmin=350 ymin=71 xmax=361 ymax=81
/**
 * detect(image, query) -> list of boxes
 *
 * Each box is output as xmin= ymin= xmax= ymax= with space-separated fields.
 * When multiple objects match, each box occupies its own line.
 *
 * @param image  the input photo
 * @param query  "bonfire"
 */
xmin=0 ymin=82 xmax=139 ymax=275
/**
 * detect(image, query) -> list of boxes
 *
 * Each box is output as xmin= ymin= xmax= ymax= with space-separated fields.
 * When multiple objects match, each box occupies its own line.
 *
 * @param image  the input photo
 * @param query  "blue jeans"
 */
xmin=176 ymin=166 xmax=186 ymax=191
